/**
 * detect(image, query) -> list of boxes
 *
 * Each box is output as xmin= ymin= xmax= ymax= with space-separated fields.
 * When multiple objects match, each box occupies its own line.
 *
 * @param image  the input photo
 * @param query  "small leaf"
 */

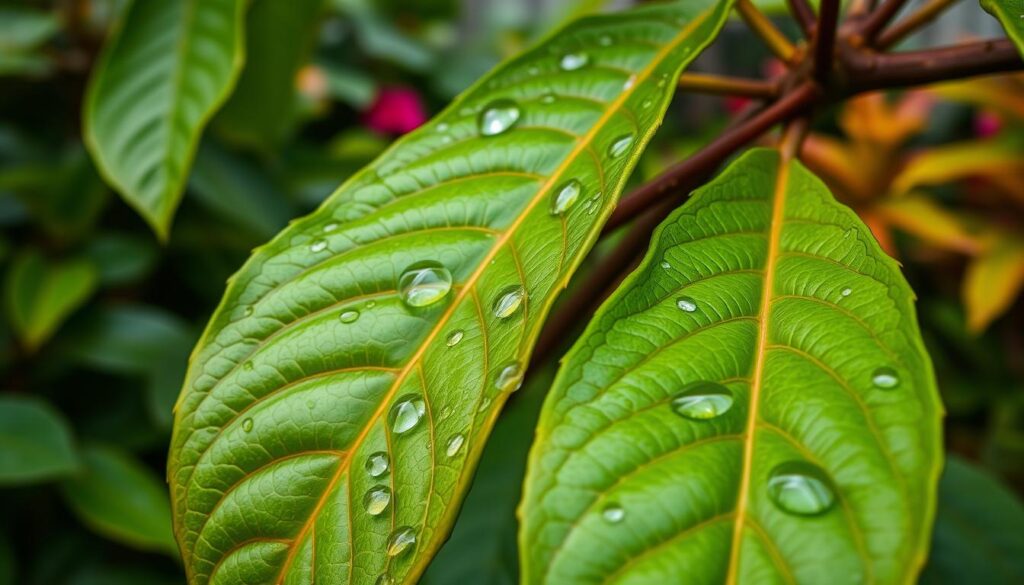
xmin=874 ymin=193 xmax=982 ymax=254
xmin=892 ymin=138 xmax=1024 ymax=195
xmin=0 ymin=7 xmax=59 ymax=76
xmin=62 ymin=304 xmax=193 ymax=375
xmin=521 ymin=149 xmax=943 ymax=583
xmin=0 ymin=395 xmax=78 ymax=485
xmin=921 ymin=456 xmax=1024 ymax=584
xmin=963 ymin=238 xmax=1024 ymax=332
xmin=168 ymin=1 xmax=735 ymax=583
xmin=981 ymin=0 xmax=1024 ymax=57
xmin=4 ymin=250 xmax=98 ymax=351
xmin=61 ymin=444 xmax=177 ymax=556
xmin=84 ymin=0 xmax=246 ymax=240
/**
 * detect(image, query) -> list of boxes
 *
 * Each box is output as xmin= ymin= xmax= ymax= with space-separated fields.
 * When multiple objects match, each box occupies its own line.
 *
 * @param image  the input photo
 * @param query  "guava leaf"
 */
xmin=981 ymin=0 xmax=1024 ymax=56
xmin=168 ymin=1 xmax=734 ymax=583
xmin=521 ymin=148 xmax=943 ymax=584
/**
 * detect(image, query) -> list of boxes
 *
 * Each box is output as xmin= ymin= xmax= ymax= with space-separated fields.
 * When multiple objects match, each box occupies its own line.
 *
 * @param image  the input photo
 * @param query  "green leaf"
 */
xmin=214 ymin=0 xmax=324 ymax=150
xmin=168 ymin=1 xmax=735 ymax=583
xmin=4 ymin=250 xmax=98 ymax=351
xmin=61 ymin=444 xmax=177 ymax=556
xmin=921 ymin=457 xmax=1024 ymax=584
xmin=521 ymin=149 xmax=943 ymax=583
xmin=84 ymin=233 xmax=159 ymax=287
xmin=982 ymin=0 xmax=1024 ymax=56
xmin=0 ymin=395 xmax=78 ymax=485
xmin=0 ymin=7 xmax=59 ymax=76
xmin=84 ymin=0 xmax=246 ymax=240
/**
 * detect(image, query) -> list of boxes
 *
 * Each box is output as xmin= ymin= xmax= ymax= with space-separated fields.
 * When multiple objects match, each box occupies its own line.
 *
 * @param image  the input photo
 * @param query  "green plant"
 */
xmin=3 ymin=0 xmax=1024 ymax=584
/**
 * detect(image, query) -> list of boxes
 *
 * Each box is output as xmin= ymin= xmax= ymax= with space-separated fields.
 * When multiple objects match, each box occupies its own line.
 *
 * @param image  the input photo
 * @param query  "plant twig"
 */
xmin=606 ymin=82 xmax=820 ymax=232
xmin=736 ymin=0 xmax=798 ymax=63
xmin=678 ymin=73 xmax=779 ymax=98
xmin=847 ymin=39 xmax=1023 ymax=91
xmin=787 ymin=0 xmax=816 ymax=37
xmin=858 ymin=0 xmax=910 ymax=42
xmin=876 ymin=0 xmax=961 ymax=49
xmin=813 ymin=0 xmax=841 ymax=83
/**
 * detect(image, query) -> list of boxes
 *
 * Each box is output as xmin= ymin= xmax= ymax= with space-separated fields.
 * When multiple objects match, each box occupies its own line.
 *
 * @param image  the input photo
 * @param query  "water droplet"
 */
xmin=363 ymin=486 xmax=391 ymax=516
xmin=387 ymin=527 xmax=417 ymax=557
xmin=375 ymin=575 xmax=393 ymax=585
xmin=641 ymin=99 xmax=653 ymax=109
xmin=446 ymin=434 xmax=465 ymax=457
xmin=559 ymin=52 xmax=589 ymax=71
xmin=339 ymin=310 xmax=359 ymax=323
xmin=439 ymin=405 xmax=453 ymax=420
xmin=478 ymin=396 xmax=492 ymax=412
xmin=540 ymin=93 xmax=556 ymax=104
xmin=323 ymin=222 xmax=339 ymax=233
xmin=841 ymin=287 xmax=853 ymax=298
xmin=244 ymin=306 xmax=254 ymax=317
xmin=608 ymin=134 xmax=634 ymax=158
xmin=366 ymin=452 xmax=389 ymax=477
xmin=676 ymin=296 xmax=698 ymax=313
xmin=478 ymin=99 xmax=521 ymax=136
xmin=527 ymin=65 xmax=539 ymax=76
xmin=366 ymin=300 xmax=377 ymax=309
xmin=656 ymin=73 xmax=669 ymax=88
xmin=602 ymin=503 xmax=625 ymax=523
xmin=493 ymin=286 xmax=526 ymax=319
xmin=446 ymin=330 xmax=465 ymax=347
xmin=623 ymin=74 xmax=637 ymax=90
xmin=767 ymin=461 xmax=837 ymax=516
xmin=436 ymin=122 xmax=449 ymax=132
xmin=310 ymin=239 xmax=328 ymax=253
xmin=660 ymin=260 xmax=671 ymax=270
xmin=389 ymin=395 xmax=426 ymax=434
xmin=398 ymin=262 xmax=453 ymax=308
xmin=242 ymin=418 xmax=254 ymax=432
xmin=550 ymin=179 xmax=582 ymax=215
xmin=671 ymin=381 xmax=734 ymax=420
xmin=599 ymin=35 xmax=613 ymax=46
xmin=242 ymin=360 xmax=253 ymax=372
xmin=494 ymin=361 xmax=524 ymax=393
xmin=871 ymin=367 xmax=900 ymax=389
xmin=306 ymin=399 xmax=316 ymax=409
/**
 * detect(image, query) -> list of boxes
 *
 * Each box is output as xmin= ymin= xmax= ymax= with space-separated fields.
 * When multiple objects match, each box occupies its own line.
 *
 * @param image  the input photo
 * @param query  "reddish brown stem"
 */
xmin=876 ymin=0 xmax=961 ymax=49
xmin=813 ymin=0 xmax=841 ymax=82
xmin=678 ymin=73 xmax=780 ymax=98
xmin=605 ymin=82 xmax=820 ymax=232
xmin=788 ymin=0 xmax=816 ymax=37
xmin=847 ymin=39 xmax=1022 ymax=91
xmin=858 ymin=0 xmax=909 ymax=42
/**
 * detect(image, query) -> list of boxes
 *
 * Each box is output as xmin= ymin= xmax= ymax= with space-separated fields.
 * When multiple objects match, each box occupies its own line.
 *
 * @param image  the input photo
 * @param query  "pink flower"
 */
xmin=973 ymin=110 xmax=1002 ymax=138
xmin=363 ymin=87 xmax=427 ymax=135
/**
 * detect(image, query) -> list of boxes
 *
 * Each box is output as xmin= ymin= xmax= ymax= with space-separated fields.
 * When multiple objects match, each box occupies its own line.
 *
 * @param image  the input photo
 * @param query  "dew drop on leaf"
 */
xmin=602 ymin=503 xmax=625 ymax=523
xmin=375 ymin=575 xmax=393 ymax=585
xmin=339 ymin=310 xmax=359 ymax=324
xmin=660 ymin=260 xmax=671 ymax=270
xmin=241 ymin=418 xmax=253 ymax=432
xmin=446 ymin=434 xmax=465 ymax=457
xmin=323 ymin=222 xmax=339 ymax=233
xmin=478 ymin=396 xmax=492 ymax=412
xmin=841 ymin=287 xmax=852 ymax=298
xmin=550 ymin=179 xmax=582 ymax=215
xmin=243 ymin=306 xmax=254 ymax=317
xmin=446 ymin=329 xmax=464 ymax=347
xmin=386 ymin=527 xmax=417 ymax=557
xmin=478 ymin=99 xmax=521 ymax=136
xmin=670 ymin=381 xmax=734 ymax=420
xmin=310 ymin=239 xmax=328 ymax=253
xmin=365 ymin=452 xmax=389 ymax=477
xmin=494 ymin=361 xmax=524 ymax=393
xmin=598 ymin=35 xmax=613 ymax=46
xmin=540 ymin=93 xmax=556 ymax=104
xmin=871 ymin=367 xmax=900 ymax=389
xmin=608 ymin=134 xmax=634 ymax=158
xmin=389 ymin=395 xmax=426 ymax=435
xmin=398 ymin=262 xmax=453 ymax=308
xmin=436 ymin=122 xmax=449 ymax=132
xmin=242 ymin=361 xmax=253 ymax=372
xmin=363 ymin=486 xmax=391 ymax=516
xmin=767 ymin=461 xmax=837 ymax=516
xmin=676 ymin=296 xmax=698 ymax=313
xmin=559 ymin=52 xmax=589 ymax=71
xmin=623 ymin=74 xmax=637 ymax=90
xmin=493 ymin=286 xmax=526 ymax=319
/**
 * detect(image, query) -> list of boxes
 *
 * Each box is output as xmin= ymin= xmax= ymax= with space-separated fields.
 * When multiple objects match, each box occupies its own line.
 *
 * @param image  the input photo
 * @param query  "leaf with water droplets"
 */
xmin=521 ymin=149 xmax=942 ymax=583
xmin=168 ymin=1 xmax=734 ymax=583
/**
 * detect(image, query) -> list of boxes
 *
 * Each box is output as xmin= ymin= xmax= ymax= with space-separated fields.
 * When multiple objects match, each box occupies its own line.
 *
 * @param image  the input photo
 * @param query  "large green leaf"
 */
xmin=84 ymin=0 xmax=246 ymax=240
xmin=921 ymin=456 xmax=1024 ymax=584
xmin=982 ymin=0 xmax=1024 ymax=55
xmin=168 ymin=1 xmax=734 ymax=583
xmin=0 ymin=395 xmax=78 ymax=485
xmin=521 ymin=148 xmax=943 ymax=584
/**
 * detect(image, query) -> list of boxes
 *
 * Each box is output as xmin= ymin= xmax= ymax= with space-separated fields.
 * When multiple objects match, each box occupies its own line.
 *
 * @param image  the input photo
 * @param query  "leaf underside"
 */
xmin=520 ymin=149 xmax=943 ymax=584
xmin=168 ymin=1 xmax=733 ymax=584
xmin=84 ymin=0 xmax=245 ymax=240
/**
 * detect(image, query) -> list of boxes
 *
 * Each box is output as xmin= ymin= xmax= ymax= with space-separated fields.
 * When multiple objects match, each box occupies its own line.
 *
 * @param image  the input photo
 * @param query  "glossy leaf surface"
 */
xmin=521 ymin=149 xmax=943 ymax=584
xmin=982 ymin=0 xmax=1024 ymax=55
xmin=84 ymin=0 xmax=245 ymax=240
xmin=168 ymin=1 xmax=733 ymax=583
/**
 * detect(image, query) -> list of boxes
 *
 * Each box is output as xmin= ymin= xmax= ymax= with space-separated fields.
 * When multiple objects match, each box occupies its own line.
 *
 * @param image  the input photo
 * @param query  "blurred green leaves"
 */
xmin=0 ymin=7 xmax=59 ymax=76
xmin=4 ymin=251 xmax=98 ymax=351
xmin=60 ymin=445 xmax=177 ymax=556
xmin=0 ymin=396 xmax=78 ymax=485
xmin=84 ymin=0 xmax=246 ymax=240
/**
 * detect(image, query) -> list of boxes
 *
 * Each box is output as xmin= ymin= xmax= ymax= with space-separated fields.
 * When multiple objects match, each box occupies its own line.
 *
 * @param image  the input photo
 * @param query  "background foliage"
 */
xmin=0 ymin=0 xmax=1022 ymax=583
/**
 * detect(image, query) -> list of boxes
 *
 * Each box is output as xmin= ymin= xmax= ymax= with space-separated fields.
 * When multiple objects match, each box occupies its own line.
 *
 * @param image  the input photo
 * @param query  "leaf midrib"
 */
xmin=267 ymin=10 xmax=716 ymax=584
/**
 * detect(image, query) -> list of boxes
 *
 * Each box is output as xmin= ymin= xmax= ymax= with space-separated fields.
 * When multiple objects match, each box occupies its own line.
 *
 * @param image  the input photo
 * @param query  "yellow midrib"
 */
xmin=266 ymin=10 xmax=714 ymax=585
xmin=724 ymin=152 xmax=791 ymax=584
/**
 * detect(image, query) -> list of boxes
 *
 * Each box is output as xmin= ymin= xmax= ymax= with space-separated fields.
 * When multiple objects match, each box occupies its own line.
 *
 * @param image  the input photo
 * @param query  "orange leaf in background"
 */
xmin=892 ymin=139 xmax=1024 ymax=196
xmin=875 ymin=193 xmax=983 ymax=255
xmin=932 ymin=74 xmax=1024 ymax=121
xmin=963 ymin=240 xmax=1024 ymax=332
